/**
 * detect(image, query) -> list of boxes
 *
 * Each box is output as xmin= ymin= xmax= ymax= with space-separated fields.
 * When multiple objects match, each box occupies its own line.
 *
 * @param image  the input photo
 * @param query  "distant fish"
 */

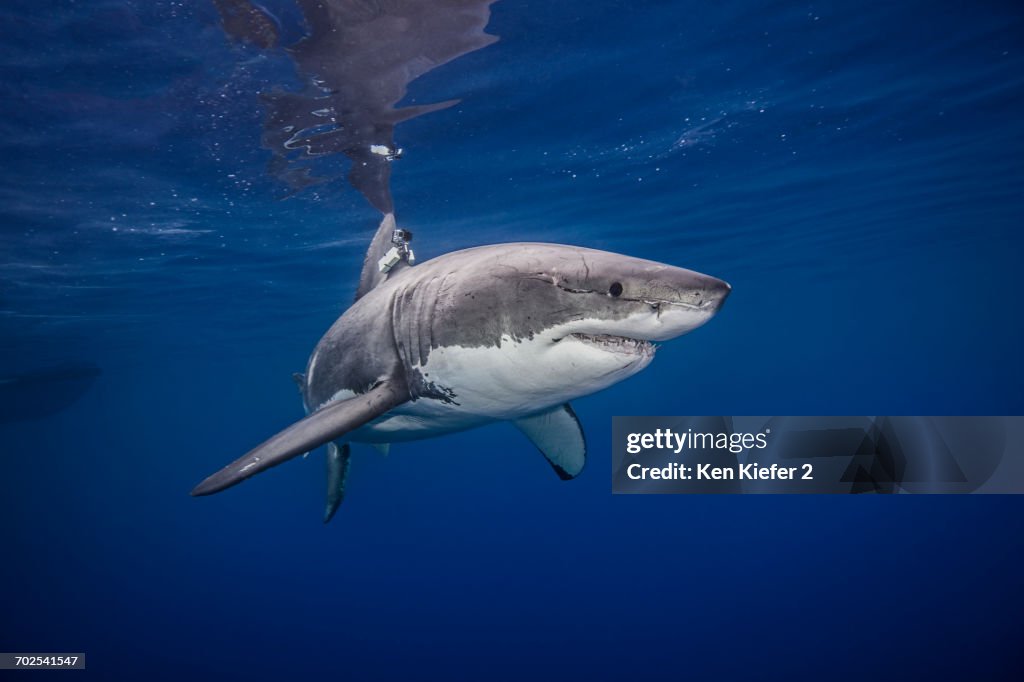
xmin=0 ymin=363 xmax=101 ymax=423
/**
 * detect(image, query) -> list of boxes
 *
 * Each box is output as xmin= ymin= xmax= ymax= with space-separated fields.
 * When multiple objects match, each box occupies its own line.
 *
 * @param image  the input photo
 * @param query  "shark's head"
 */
xmin=398 ymin=243 xmax=731 ymax=412
xmin=519 ymin=245 xmax=730 ymax=368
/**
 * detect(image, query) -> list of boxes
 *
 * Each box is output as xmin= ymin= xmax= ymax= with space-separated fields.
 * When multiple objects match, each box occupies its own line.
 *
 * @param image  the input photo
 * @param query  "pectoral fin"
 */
xmin=514 ymin=403 xmax=587 ymax=480
xmin=324 ymin=442 xmax=351 ymax=524
xmin=191 ymin=379 xmax=406 ymax=496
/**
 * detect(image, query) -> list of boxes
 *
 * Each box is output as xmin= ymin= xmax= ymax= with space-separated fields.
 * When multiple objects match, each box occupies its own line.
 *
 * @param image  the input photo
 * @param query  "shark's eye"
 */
xmin=608 ymin=282 xmax=623 ymax=297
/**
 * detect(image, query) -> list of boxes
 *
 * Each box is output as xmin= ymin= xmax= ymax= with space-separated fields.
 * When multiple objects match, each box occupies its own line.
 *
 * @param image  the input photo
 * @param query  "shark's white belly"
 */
xmin=345 ymin=330 xmax=652 ymax=444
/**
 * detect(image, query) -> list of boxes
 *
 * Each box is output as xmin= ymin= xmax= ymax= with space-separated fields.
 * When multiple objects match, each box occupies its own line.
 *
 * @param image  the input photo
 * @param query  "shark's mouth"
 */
xmin=563 ymin=333 xmax=656 ymax=356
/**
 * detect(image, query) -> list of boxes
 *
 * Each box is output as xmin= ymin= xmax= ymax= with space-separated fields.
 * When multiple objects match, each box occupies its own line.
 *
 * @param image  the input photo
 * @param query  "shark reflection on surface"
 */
xmin=214 ymin=0 xmax=499 ymax=211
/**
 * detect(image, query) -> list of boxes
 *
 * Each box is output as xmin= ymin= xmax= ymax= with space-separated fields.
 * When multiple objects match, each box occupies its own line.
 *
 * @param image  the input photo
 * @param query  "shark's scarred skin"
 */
xmin=192 ymin=215 xmax=730 ymax=520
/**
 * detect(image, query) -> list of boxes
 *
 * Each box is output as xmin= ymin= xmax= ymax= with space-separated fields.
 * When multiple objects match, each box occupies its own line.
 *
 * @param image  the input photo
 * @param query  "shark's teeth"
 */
xmin=568 ymin=333 xmax=655 ymax=355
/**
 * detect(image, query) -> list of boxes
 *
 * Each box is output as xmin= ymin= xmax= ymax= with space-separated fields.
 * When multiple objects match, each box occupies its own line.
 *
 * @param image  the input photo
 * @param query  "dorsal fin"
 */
xmin=356 ymin=213 xmax=414 ymax=300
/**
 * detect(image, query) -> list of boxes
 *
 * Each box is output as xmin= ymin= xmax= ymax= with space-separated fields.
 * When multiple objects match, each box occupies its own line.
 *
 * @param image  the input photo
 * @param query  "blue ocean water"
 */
xmin=2 ymin=0 xmax=1023 ymax=679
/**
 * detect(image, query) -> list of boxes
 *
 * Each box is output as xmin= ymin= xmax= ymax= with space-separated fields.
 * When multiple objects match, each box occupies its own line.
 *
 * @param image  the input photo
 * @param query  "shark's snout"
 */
xmin=703 ymin=275 xmax=731 ymax=311
xmin=627 ymin=269 xmax=730 ymax=342
xmin=656 ymin=270 xmax=731 ymax=311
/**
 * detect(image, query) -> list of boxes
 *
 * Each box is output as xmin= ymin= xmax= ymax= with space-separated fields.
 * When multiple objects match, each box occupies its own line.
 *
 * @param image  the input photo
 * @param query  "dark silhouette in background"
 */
xmin=0 ymin=363 xmax=101 ymax=423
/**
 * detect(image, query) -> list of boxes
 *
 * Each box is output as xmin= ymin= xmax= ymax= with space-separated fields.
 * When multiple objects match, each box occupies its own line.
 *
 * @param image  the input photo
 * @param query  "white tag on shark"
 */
xmin=514 ymin=403 xmax=587 ymax=480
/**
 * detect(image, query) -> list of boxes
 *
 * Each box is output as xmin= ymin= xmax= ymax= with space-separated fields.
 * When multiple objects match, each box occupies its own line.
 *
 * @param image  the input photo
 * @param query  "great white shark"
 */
xmin=192 ymin=215 xmax=730 ymax=520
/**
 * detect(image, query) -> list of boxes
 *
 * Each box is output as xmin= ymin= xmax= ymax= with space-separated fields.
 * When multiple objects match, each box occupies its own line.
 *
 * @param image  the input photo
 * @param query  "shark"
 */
xmin=192 ymin=214 xmax=730 ymax=519
xmin=199 ymin=2 xmax=729 ymax=519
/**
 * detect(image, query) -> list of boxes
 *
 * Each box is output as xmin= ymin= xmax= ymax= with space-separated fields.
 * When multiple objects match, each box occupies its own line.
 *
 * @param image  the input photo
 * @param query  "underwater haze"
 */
xmin=2 ymin=1 xmax=1023 ymax=679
